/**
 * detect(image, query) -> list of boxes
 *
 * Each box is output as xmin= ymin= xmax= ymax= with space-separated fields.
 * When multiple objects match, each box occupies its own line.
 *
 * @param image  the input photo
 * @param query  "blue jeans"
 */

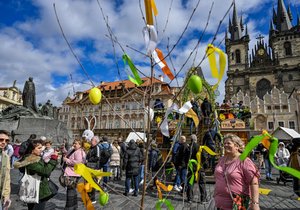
xmin=125 ymin=175 xmax=139 ymax=194
xmin=264 ymin=158 xmax=272 ymax=178
xmin=179 ymin=167 xmax=187 ymax=187
xmin=139 ymin=165 xmax=144 ymax=181
xmin=174 ymin=168 xmax=181 ymax=186
xmin=102 ymin=165 xmax=109 ymax=184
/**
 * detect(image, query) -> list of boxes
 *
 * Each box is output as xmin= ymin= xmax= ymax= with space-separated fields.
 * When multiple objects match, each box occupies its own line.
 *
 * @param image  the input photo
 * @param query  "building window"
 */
xmin=282 ymin=105 xmax=288 ymax=109
xmin=289 ymin=121 xmax=295 ymax=129
xmin=267 ymin=106 xmax=272 ymax=110
xmin=274 ymin=105 xmax=280 ymax=109
xmin=256 ymin=79 xmax=272 ymax=100
xmin=235 ymin=49 xmax=241 ymax=63
xmin=284 ymin=42 xmax=292 ymax=56
xmin=268 ymin=122 xmax=274 ymax=130
xmin=278 ymin=121 xmax=284 ymax=127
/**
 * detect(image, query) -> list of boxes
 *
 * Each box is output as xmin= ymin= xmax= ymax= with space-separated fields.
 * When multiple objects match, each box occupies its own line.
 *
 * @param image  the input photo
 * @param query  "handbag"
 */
xmin=19 ymin=168 xmax=41 ymax=203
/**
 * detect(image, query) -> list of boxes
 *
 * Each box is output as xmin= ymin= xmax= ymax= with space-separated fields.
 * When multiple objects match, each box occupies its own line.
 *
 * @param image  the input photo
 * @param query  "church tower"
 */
xmin=225 ymin=2 xmax=250 ymax=100
xmin=269 ymin=0 xmax=300 ymax=93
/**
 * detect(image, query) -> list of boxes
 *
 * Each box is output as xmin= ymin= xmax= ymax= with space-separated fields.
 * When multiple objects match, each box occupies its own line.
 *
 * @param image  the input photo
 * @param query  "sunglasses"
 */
xmin=0 ymin=138 xmax=9 ymax=143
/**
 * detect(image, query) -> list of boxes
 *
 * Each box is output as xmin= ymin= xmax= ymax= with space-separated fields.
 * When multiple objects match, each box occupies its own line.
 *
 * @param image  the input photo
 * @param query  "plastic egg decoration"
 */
xmin=188 ymin=75 xmax=203 ymax=94
xmin=99 ymin=192 xmax=109 ymax=206
xmin=89 ymin=87 xmax=102 ymax=104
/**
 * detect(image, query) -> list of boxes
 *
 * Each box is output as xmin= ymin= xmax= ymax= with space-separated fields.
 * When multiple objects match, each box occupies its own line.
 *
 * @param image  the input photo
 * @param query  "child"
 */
xmin=42 ymin=140 xmax=55 ymax=163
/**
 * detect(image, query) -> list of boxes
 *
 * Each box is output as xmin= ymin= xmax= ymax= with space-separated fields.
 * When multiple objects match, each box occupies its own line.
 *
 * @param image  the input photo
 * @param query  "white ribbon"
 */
xmin=143 ymin=25 xmax=158 ymax=55
xmin=160 ymin=101 xmax=192 ymax=137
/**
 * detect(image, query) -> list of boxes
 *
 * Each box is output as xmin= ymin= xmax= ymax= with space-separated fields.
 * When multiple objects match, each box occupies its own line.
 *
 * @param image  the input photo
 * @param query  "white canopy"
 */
xmin=272 ymin=127 xmax=300 ymax=141
xmin=125 ymin=132 xmax=147 ymax=143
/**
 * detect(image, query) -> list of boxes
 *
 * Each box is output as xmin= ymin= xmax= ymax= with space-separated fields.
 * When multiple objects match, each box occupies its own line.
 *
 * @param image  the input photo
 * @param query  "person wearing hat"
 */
xmin=275 ymin=142 xmax=290 ymax=184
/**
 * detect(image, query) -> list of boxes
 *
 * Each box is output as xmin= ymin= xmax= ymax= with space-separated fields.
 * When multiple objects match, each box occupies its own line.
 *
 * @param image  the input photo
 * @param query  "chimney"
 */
xmin=158 ymin=75 xmax=164 ymax=82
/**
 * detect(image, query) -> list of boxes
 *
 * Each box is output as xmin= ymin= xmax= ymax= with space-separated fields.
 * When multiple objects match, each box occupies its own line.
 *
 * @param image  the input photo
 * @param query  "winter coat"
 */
xmin=201 ymin=99 xmax=212 ymax=117
xmin=64 ymin=148 xmax=86 ymax=177
xmin=174 ymin=142 xmax=190 ymax=169
xmin=148 ymin=148 xmax=161 ymax=172
xmin=190 ymin=141 xmax=199 ymax=160
xmin=275 ymin=143 xmax=290 ymax=166
xmin=124 ymin=141 xmax=142 ymax=176
xmin=14 ymin=154 xmax=57 ymax=202
xmin=110 ymin=145 xmax=121 ymax=166
xmin=86 ymin=144 xmax=101 ymax=169
xmin=0 ymin=151 xmax=11 ymax=201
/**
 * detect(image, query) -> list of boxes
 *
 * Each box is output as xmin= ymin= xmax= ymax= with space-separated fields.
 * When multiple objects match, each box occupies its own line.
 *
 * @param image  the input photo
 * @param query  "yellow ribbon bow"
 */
xmin=155 ymin=179 xmax=173 ymax=200
xmin=195 ymin=146 xmax=217 ymax=181
xmin=206 ymin=44 xmax=226 ymax=90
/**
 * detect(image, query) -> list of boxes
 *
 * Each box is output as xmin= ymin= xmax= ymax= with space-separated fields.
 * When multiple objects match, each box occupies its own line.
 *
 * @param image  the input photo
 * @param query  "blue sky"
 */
xmin=1 ymin=0 xmax=300 ymax=106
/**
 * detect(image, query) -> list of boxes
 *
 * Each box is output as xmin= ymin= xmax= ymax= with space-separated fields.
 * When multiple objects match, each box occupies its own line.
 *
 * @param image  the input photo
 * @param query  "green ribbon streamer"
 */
xmin=240 ymin=133 xmax=300 ymax=179
xmin=165 ymin=168 xmax=173 ymax=175
xmin=188 ymin=159 xmax=198 ymax=185
xmin=155 ymin=199 xmax=174 ymax=210
xmin=122 ymin=54 xmax=143 ymax=86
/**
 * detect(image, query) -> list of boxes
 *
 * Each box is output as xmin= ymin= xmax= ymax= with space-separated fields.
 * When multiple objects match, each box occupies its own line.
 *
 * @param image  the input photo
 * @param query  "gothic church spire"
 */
xmin=273 ymin=0 xmax=292 ymax=31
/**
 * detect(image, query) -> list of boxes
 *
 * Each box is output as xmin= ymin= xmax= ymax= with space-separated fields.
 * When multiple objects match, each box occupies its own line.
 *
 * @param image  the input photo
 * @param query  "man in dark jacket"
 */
xmin=118 ymin=137 xmax=127 ymax=179
xmin=85 ymin=136 xmax=100 ymax=203
xmin=174 ymin=136 xmax=189 ymax=192
xmin=124 ymin=140 xmax=142 ymax=196
xmin=201 ymin=98 xmax=212 ymax=125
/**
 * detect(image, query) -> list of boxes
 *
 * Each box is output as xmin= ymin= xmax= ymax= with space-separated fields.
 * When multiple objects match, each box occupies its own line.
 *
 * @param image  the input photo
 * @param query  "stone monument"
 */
xmin=0 ymin=77 xmax=71 ymax=143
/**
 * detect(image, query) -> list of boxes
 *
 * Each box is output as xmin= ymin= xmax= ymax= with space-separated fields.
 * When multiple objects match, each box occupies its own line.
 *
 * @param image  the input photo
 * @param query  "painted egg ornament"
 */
xmin=89 ymin=87 xmax=102 ymax=104
xmin=188 ymin=75 xmax=203 ymax=94
xmin=99 ymin=192 xmax=109 ymax=206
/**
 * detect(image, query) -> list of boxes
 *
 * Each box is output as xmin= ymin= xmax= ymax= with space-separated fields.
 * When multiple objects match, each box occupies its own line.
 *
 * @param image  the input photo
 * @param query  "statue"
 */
xmin=22 ymin=77 xmax=38 ymax=112
xmin=41 ymin=100 xmax=54 ymax=117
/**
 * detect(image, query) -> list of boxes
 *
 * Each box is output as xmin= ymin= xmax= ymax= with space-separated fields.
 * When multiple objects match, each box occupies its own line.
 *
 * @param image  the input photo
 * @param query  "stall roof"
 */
xmin=125 ymin=132 xmax=147 ymax=143
xmin=272 ymin=127 xmax=300 ymax=140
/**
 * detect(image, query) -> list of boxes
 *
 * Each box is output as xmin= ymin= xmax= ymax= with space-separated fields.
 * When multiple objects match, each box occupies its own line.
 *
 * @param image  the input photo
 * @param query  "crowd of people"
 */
xmin=0 ymin=129 xmax=299 ymax=210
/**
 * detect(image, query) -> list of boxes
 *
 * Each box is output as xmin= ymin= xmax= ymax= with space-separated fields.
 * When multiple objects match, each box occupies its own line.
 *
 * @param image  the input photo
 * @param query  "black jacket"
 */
xmin=124 ymin=141 xmax=142 ymax=176
xmin=175 ymin=142 xmax=190 ymax=169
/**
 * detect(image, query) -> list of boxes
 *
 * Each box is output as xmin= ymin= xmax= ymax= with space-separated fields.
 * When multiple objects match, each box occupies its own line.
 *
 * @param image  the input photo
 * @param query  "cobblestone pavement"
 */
xmin=9 ymin=166 xmax=300 ymax=210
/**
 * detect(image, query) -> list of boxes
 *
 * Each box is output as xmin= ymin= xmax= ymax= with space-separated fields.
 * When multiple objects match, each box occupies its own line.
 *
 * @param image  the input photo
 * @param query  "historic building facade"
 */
xmin=0 ymin=81 xmax=22 ymax=111
xmin=58 ymin=77 xmax=178 ymax=140
xmin=224 ymin=1 xmax=300 ymax=133
xmin=225 ymin=1 xmax=300 ymax=101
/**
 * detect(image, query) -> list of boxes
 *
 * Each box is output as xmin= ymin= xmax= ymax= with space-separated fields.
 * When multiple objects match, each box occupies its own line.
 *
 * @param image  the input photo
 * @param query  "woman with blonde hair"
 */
xmin=214 ymin=134 xmax=260 ymax=210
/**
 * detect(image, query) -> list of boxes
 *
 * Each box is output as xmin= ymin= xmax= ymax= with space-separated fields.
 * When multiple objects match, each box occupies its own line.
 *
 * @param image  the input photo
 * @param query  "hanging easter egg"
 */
xmin=99 ymin=192 xmax=109 ymax=206
xmin=188 ymin=75 xmax=203 ymax=94
xmin=89 ymin=87 xmax=102 ymax=105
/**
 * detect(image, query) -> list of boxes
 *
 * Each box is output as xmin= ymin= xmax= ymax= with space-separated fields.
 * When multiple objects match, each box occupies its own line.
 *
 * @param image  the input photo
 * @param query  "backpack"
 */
xmin=19 ymin=140 xmax=31 ymax=157
xmin=99 ymin=144 xmax=113 ymax=167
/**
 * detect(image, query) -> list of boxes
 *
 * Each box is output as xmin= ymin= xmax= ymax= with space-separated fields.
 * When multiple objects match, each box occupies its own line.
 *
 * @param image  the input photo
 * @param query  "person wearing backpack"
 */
xmin=85 ymin=136 xmax=101 ymax=204
xmin=99 ymin=136 xmax=113 ymax=190
xmin=148 ymin=142 xmax=163 ymax=189
xmin=123 ymin=140 xmax=142 ymax=196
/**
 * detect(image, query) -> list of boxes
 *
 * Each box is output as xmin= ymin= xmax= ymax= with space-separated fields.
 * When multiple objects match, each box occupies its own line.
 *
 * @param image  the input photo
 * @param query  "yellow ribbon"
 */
xmin=185 ymin=109 xmax=199 ymax=127
xmin=155 ymin=179 xmax=173 ymax=200
xmin=74 ymin=163 xmax=112 ymax=206
xmin=195 ymin=146 xmax=217 ymax=181
xmin=206 ymin=44 xmax=226 ymax=90
xmin=77 ymin=182 xmax=94 ymax=210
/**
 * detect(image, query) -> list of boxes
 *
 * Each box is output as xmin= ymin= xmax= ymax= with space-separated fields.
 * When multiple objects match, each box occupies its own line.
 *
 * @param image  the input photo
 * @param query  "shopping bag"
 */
xmin=19 ymin=168 xmax=41 ymax=203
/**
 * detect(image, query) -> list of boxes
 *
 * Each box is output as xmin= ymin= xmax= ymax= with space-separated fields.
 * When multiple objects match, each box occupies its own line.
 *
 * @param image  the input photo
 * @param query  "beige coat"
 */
xmin=0 ymin=151 xmax=11 ymax=200
xmin=110 ymin=145 xmax=120 ymax=166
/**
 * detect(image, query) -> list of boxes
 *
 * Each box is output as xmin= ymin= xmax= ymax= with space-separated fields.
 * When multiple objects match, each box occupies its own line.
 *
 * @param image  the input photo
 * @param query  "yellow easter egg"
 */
xmin=89 ymin=87 xmax=102 ymax=105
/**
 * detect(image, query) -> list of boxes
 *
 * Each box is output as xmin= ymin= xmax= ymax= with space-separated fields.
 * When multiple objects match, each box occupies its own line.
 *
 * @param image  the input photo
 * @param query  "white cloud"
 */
xmin=0 ymin=0 xmax=279 ymax=106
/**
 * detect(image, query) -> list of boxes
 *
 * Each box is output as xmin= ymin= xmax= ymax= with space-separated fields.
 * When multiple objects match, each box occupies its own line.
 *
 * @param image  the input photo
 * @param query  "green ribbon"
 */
xmin=240 ymin=133 xmax=300 ymax=179
xmin=165 ymin=167 xmax=174 ymax=175
xmin=188 ymin=159 xmax=198 ymax=185
xmin=155 ymin=199 xmax=174 ymax=210
xmin=122 ymin=54 xmax=143 ymax=86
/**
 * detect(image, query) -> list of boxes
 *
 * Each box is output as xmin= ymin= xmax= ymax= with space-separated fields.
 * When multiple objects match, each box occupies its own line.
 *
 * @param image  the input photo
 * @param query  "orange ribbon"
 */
xmin=153 ymin=48 xmax=175 ymax=80
xmin=77 ymin=182 xmax=94 ymax=210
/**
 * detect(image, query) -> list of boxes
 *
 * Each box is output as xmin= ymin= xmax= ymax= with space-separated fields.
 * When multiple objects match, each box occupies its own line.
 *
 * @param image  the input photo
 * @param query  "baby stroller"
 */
xmin=276 ymin=157 xmax=292 ymax=185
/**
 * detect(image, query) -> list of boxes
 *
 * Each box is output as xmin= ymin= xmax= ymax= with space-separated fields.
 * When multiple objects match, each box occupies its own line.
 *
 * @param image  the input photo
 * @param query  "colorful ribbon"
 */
xmin=144 ymin=0 xmax=158 ymax=25
xmin=185 ymin=109 xmax=199 ymax=128
xmin=195 ymin=146 xmax=217 ymax=181
xmin=206 ymin=44 xmax=226 ymax=90
xmin=77 ymin=182 xmax=94 ymax=210
xmin=152 ymin=48 xmax=175 ymax=80
xmin=122 ymin=54 xmax=143 ymax=86
xmin=155 ymin=180 xmax=174 ymax=210
xmin=240 ymin=132 xmax=300 ymax=179
xmin=143 ymin=25 xmax=157 ymax=55
xmin=74 ymin=163 xmax=112 ymax=206
xmin=188 ymin=159 xmax=198 ymax=185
